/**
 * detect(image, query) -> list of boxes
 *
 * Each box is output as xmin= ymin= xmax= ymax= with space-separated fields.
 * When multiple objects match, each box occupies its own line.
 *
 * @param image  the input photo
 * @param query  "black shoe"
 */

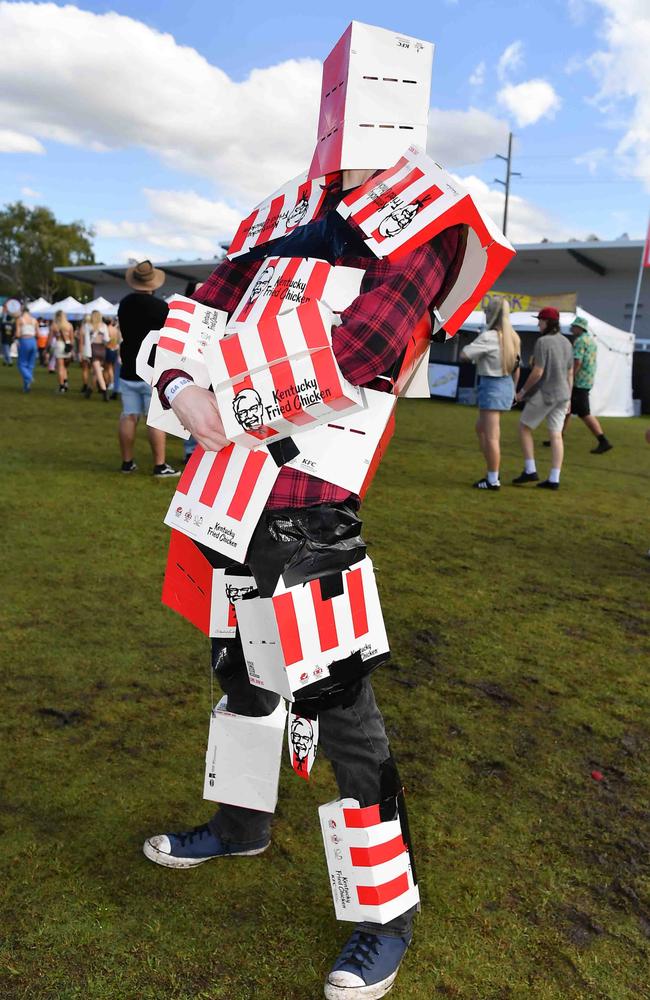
xmin=83 ymin=385 xmax=92 ymax=398
xmin=153 ymin=463 xmax=181 ymax=478
xmin=121 ymin=461 xmax=138 ymax=474
xmin=512 ymin=470 xmax=539 ymax=485
xmin=542 ymin=440 xmax=551 ymax=447
xmin=537 ymin=479 xmax=559 ymax=490
xmin=473 ymin=478 xmax=500 ymax=490
xmin=110 ymin=392 xmax=119 ymax=400
xmin=103 ymin=389 xmax=110 ymax=402
xmin=591 ymin=440 xmax=613 ymax=454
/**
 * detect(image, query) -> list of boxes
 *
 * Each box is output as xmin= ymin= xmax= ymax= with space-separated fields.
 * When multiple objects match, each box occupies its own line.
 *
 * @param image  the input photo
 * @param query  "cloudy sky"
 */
xmin=1 ymin=0 xmax=649 ymax=264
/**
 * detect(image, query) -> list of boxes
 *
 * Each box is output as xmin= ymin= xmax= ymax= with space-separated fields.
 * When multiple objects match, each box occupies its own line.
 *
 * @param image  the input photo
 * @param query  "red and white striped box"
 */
xmin=204 ymin=696 xmax=287 ymax=813
xmin=285 ymin=387 xmax=396 ymax=495
xmin=208 ymin=299 xmax=364 ymax=450
xmin=319 ymin=796 xmax=420 ymax=924
xmin=161 ymin=529 xmax=241 ymax=638
xmin=233 ymin=556 xmax=389 ymax=701
xmin=157 ymin=294 xmax=229 ymax=361
xmin=163 ymin=444 xmax=280 ymax=562
xmin=226 ymin=172 xmax=331 ymax=259
xmin=338 ymin=145 xmax=515 ymax=335
xmin=226 ymin=258 xmax=364 ymax=335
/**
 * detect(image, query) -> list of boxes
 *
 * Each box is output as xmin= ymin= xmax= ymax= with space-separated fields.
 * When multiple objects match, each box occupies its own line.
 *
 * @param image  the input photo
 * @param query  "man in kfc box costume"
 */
xmin=141 ymin=21 xmax=514 ymax=999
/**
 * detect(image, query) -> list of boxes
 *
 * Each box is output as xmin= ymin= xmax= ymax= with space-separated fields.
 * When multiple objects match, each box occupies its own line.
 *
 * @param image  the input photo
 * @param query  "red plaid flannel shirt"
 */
xmin=158 ymin=181 xmax=462 ymax=509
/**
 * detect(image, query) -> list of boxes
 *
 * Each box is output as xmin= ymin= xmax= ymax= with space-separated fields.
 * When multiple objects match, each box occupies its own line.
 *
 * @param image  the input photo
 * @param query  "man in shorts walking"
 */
xmin=561 ymin=315 xmax=613 ymax=454
xmin=512 ymin=306 xmax=573 ymax=490
xmin=117 ymin=260 xmax=179 ymax=478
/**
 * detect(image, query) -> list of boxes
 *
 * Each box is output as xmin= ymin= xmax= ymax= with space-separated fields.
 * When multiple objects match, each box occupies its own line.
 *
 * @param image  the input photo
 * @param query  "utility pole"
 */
xmin=495 ymin=132 xmax=521 ymax=238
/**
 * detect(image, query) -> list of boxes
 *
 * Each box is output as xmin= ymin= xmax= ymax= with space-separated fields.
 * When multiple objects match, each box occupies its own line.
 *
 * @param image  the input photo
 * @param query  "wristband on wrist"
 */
xmin=165 ymin=377 xmax=194 ymax=405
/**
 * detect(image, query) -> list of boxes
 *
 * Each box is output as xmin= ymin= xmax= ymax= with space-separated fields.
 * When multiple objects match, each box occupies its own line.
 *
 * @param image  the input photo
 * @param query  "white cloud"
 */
xmin=20 ymin=185 xmax=42 ymax=198
xmin=0 ymin=128 xmax=44 ymax=154
xmin=469 ymin=61 xmax=486 ymax=88
xmin=0 ymin=2 xmax=321 ymax=204
xmin=497 ymin=79 xmax=562 ymax=127
xmin=587 ymin=0 xmax=650 ymax=191
xmin=574 ymin=147 xmax=608 ymax=174
xmin=452 ymin=172 xmax=574 ymax=243
xmin=94 ymin=188 xmax=242 ymax=257
xmin=497 ymin=41 xmax=524 ymax=82
xmin=427 ymin=108 xmax=509 ymax=166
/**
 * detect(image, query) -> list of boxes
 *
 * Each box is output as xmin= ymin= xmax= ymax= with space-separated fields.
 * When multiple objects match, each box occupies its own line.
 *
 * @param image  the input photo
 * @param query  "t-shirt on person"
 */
xmin=573 ymin=332 xmax=597 ymax=390
xmin=462 ymin=329 xmax=505 ymax=377
xmin=118 ymin=292 xmax=169 ymax=382
xmin=530 ymin=333 xmax=573 ymax=403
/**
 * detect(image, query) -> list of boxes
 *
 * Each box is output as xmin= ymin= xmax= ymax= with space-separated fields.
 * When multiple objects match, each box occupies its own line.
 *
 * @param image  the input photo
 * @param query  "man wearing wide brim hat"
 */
xmin=117 ymin=260 xmax=179 ymax=477
xmin=125 ymin=259 xmax=166 ymax=292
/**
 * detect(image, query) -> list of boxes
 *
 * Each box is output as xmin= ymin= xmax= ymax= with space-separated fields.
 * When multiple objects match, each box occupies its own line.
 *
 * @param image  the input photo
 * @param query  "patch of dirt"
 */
xmin=463 ymin=679 xmax=521 ymax=708
xmin=558 ymin=904 xmax=604 ymax=947
xmin=35 ymin=707 xmax=87 ymax=727
xmin=468 ymin=758 xmax=509 ymax=782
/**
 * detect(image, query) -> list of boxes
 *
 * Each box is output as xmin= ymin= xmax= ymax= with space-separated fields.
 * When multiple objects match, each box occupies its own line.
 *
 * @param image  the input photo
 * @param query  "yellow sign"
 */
xmin=483 ymin=290 xmax=577 ymax=313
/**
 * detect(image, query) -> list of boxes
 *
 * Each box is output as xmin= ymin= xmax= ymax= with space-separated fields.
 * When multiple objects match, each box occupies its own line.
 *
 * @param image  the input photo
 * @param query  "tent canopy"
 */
xmin=82 ymin=296 xmax=118 ymax=317
xmin=42 ymin=296 xmax=86 ymax=320
xmin=461 ymin=307 xmax=634 ymax=418
xmin=27 ymin=297 xmax=52 ymax=317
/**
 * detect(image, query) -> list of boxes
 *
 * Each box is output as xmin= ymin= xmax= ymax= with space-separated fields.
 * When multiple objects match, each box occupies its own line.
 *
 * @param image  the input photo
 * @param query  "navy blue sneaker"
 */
xmin=324 ymin=930 xmax=412 ymax=999
xmin=142 ymin=822 xmax=269 ymax=869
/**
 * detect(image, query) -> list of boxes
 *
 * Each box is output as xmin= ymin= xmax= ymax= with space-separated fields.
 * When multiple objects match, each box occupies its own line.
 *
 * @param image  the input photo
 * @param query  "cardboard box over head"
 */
xmin=208 ymin=299 xmax=365 ymax=450
xmin=233 ymin=556 xmax=389 ymax=701
xmin=319 ymin=796 xmax=420 ymax=923
xmin=204 ymin=696 xmax=287 ymax=813
xmin=309 ymin=22 xmax=434 ymax=178
xmin=163 ymin=444 xmax=281 ymax=562
xmin=338 ymin=145 xmax=516 ymax=335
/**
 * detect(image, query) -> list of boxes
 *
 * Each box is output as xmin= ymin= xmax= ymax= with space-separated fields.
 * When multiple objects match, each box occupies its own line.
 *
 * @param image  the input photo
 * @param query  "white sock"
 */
xmin=548 ymin=467 xmax=561 ymax=484
xmin=524 ymin=459 xmax=537 ymax=474
xmin=487 ymin=470 xmax=500 ymax=485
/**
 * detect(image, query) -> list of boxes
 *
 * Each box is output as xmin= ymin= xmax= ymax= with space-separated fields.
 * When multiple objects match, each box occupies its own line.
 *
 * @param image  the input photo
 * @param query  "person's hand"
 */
xmin=171 ymin=386 xmax=231 ymax=452
xmin=515 ymin=390 xmax=524 ymax=403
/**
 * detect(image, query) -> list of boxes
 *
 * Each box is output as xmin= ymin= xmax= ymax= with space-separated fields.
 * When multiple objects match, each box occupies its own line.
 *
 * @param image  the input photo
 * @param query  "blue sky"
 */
xmin=1 ymin=0 xmax=649 ymax=265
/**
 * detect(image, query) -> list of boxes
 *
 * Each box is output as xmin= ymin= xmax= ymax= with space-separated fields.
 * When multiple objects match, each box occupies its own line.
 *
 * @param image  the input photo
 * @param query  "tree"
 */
xmin=0 ymin=201 xmax=96 ymax=302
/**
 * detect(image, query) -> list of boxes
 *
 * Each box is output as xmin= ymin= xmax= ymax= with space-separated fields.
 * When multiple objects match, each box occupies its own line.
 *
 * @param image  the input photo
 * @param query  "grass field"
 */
xmin=1 ymin=362 xmax=650 ymax=1000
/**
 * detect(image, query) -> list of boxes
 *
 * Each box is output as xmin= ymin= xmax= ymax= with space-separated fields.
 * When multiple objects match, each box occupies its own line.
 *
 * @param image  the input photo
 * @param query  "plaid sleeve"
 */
xmin=191 ymin=255 xmax=262 ymax=313
xmin=332 ymin=226 xmax=462 ymax=386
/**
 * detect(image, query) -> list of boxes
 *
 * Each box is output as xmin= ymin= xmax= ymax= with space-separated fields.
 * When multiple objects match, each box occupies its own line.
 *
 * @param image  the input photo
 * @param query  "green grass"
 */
xmin=1 ymin=363 xmax=649 ymax=1000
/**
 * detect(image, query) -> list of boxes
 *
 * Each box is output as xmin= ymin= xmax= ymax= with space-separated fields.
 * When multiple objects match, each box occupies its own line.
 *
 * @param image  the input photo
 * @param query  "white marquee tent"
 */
xmin=461 ymin=308 xmax=634 ymax=417
xmin=42 ymin=296 xmax=86 ymax=321
xmin=27 ymin=297 xmax=52 ymax=317
xmin=81 ymin=296 xmax=118 ymax=318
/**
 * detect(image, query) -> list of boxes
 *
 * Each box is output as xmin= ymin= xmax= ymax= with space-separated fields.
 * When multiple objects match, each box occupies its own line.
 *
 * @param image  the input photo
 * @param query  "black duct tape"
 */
xmin=267 ymin=437 xmax=300 ymax=467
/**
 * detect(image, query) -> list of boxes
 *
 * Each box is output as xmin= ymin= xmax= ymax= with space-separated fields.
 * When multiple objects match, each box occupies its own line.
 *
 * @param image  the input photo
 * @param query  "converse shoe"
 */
xmin=325 ymin=930 xmax=412 ymax=1000
xmin=120 ymin=460 xmax=138 ymax=474
xmin=143 ymin=823 xmax=269 ymax=869
xmin=512 ymin=470 xmax=539 ymax=485
xmin=153 ymin=463 xmax=181 ymax=478
xmin=473 ymin=478 xmax=500 ymax=490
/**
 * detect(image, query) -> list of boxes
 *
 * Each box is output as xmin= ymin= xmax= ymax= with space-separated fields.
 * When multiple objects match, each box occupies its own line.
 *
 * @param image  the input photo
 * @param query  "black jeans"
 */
xmin=208 ymin=634 xmax=417 ymax=938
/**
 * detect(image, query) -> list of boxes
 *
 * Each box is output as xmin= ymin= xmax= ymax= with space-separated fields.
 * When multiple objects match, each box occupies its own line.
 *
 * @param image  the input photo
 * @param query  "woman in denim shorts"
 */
xmin=461 ymin=299 xmax=521 ymax=490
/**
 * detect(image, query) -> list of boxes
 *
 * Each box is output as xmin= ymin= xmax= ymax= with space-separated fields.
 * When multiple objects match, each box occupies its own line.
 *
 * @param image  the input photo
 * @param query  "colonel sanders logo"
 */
xmin=248 ymin=264 xmax=276 ymax=303
xmin=378 ymin=202 xmax=421 ymax=239
xmin=225 ymin=581 xmax=256 ymax=603
xmin=290 ymin=716 xmax=315 ymax=777
xmin=232 ymin=388 xmax=263 ymax=430
xmin=285 ymin=193 xmax=309 ymax=230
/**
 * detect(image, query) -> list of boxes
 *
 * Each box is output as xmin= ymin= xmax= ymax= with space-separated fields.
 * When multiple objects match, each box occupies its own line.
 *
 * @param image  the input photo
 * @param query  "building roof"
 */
xmin=55 ymin=240 xmax=647 ymax=287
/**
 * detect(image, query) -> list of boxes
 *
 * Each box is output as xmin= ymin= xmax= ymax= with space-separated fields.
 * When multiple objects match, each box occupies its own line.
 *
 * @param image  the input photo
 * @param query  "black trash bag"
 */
xmin=245 ymin=502 xmax=366 ymax=598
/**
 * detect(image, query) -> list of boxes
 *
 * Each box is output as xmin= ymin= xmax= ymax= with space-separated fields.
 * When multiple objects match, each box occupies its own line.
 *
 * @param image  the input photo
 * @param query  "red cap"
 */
xmin=537 ymin=307 xmax=560 ymax=322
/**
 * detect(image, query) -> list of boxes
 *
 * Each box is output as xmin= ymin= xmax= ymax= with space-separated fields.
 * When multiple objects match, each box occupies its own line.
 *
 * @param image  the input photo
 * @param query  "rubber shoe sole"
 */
xmin=324 ymin=968 xmax=399 ymax=1000
xmin=142 ymin=836 xmax=269 ymax=869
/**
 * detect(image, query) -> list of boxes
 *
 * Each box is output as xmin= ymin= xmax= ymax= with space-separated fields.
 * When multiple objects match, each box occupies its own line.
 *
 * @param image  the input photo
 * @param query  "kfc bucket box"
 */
xmin=319 ymin=796 xmax=420 ymax=923
xmin=338 ymin=145 xmax=515 ymax=335
xmin=207 ymin=299 xmax=364 ymax=449
xmin=232 ymin=556 xmax=389 ymax=701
